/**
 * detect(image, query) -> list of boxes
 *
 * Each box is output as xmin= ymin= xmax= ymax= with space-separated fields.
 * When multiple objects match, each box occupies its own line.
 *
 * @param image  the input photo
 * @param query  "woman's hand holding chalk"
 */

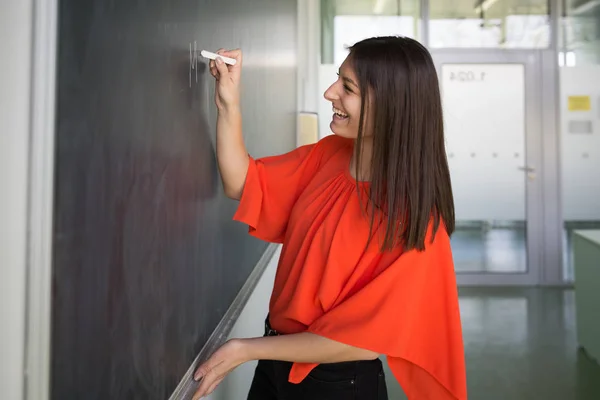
xmin=201 ymin=50 xmax=237 ymax=65
xmin=208 ymin=49 xmax=242 ymax=111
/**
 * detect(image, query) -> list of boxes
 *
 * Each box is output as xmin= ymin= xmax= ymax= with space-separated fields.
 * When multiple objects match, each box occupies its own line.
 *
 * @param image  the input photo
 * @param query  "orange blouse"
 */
xmin=233 ymin=134 xmax=467 ymax=400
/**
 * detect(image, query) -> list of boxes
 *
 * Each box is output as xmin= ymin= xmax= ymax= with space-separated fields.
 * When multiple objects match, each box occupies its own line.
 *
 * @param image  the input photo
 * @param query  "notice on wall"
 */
xmin=568 ymin=95 xmax=591 ymax=111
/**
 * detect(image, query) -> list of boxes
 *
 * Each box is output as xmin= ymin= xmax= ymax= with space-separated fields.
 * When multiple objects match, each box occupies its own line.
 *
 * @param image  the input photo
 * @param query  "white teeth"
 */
xmin=332 ymin=106 xmax=348 ymax=118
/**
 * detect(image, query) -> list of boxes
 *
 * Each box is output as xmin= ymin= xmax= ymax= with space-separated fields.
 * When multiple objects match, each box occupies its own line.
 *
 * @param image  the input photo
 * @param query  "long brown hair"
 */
xmin=349 ymin=36 xmax=455 ymax=252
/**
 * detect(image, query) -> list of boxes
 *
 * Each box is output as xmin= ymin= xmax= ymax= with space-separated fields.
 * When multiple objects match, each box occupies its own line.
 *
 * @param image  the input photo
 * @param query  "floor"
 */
xmin=381 ymin=287 xmax=600 ymax=400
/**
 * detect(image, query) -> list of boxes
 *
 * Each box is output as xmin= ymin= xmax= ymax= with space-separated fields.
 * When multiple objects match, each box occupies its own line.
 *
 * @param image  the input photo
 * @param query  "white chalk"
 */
xmin=200 ymin=50 xmax=237 ymax=65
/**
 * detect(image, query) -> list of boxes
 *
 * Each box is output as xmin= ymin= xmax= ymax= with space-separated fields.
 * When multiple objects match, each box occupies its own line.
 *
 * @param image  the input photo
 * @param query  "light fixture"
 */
xmin=474 ymin=0 xmax=500 ymax=14
xmin=373 ymin=0 xmax=389 ymax=14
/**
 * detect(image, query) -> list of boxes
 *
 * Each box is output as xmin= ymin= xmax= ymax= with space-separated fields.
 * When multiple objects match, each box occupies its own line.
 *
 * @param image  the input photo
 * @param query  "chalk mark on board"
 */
xmin=189 ymin=41 xmax=201 ymax=88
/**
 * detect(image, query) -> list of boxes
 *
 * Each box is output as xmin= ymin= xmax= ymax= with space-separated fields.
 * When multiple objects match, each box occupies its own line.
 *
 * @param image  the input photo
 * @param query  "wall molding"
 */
xmin=24 ymin=0 xmax=58 ymax=399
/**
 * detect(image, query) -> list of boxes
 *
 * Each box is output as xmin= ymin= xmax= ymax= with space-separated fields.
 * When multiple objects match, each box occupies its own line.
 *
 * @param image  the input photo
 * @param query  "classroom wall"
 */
xmin=560 ymin=65 xmax=600 ymax=221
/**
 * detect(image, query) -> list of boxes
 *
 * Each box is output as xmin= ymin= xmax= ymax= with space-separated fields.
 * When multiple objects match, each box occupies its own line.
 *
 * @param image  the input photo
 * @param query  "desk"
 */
xmin=573 ymin=230 xmax=600 ymax=364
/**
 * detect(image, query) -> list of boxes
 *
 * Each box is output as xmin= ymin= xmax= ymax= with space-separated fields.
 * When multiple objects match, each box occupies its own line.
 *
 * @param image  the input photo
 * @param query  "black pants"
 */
xmin=246 ymin=317 xmax=388 ymax=400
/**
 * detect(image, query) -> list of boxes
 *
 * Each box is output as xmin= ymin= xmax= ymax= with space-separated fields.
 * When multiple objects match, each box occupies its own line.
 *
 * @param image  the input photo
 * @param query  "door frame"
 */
xmin=431 ymin=49 xmax=551 ymax=286
xmin=25 ymin=0 xmax=58 ymax=399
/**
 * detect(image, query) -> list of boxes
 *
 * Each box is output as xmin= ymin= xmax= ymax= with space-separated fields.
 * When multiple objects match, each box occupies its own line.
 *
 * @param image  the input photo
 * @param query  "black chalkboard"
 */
xmin=51 ymin=1 xmax=297 ymax=399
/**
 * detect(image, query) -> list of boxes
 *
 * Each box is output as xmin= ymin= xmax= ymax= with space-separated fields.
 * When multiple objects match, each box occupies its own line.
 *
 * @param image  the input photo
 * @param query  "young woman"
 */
xmin=192 ymin=36 xmax=467 ymax=400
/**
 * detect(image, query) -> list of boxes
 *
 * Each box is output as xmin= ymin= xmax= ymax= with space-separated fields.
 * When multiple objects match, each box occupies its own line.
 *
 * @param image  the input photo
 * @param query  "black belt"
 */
xmin=264 ymin=314 xmax=281 ymax=336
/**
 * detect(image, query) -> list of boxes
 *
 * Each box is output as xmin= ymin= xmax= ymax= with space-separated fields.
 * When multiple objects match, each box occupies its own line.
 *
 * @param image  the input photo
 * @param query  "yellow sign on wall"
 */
xmin=568 ymin=95 xmax=591 ymax=111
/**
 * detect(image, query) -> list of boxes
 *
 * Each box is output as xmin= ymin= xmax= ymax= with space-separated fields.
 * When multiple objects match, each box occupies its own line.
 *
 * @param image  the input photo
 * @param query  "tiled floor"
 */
xmin=381 ymin=287 xmax=600 ymax=399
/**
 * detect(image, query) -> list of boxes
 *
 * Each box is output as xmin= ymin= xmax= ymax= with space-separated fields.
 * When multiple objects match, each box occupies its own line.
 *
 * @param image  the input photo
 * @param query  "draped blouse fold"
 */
xmin=233 ymin=135 xmax=467 ymax=400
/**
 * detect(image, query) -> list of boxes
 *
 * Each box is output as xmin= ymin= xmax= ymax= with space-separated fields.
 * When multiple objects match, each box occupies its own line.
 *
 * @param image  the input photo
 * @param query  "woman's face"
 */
xmin=324 ymin=57 xmax=371 ymax=139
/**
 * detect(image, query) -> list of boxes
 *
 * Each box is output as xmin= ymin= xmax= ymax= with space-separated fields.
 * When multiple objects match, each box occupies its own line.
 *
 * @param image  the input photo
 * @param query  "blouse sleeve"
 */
xmin=306 ymin=224 xmax=467 ymax=400
xmin=233 ymin=137 xmax=334 ymax=243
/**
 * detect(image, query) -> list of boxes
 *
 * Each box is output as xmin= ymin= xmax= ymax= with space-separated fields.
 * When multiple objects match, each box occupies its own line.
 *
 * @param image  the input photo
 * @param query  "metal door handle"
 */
xmin=517 ymin=166 xmax=535 ymax=173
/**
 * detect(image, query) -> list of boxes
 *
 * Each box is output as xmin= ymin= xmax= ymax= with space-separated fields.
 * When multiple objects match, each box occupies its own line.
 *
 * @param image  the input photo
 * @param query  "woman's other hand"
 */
xmin=209 ymin=48 xmax=242 ymax=112
xmin=192 ymin=339 xmax=249 ymax=399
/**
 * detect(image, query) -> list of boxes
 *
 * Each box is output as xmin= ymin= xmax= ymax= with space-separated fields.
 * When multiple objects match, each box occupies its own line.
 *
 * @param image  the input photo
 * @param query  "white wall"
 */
xmin=332 ymin=16 xmax=415 ymax=66
xmin=296 ymin=0 xmax=321 ymax=115
xmin=318 ymin=64 xmax=337 ymax=139
xmin=296 ymin=0 xmax=321 ymax=146
xmin=0 ymin=0 xmax=34 ymax=398
xmin=560 ymin=65 xmax=600 ymax=221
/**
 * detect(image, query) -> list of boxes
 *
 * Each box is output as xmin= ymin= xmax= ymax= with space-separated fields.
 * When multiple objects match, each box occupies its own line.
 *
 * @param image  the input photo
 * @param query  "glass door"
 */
xmin=432 ymin=50 xmax=544 ymax=285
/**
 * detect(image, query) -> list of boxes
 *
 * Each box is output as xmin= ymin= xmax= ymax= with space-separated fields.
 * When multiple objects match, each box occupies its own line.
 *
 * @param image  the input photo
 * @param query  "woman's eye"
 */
xmin=343 ymin=85 xmax=352 ymax=93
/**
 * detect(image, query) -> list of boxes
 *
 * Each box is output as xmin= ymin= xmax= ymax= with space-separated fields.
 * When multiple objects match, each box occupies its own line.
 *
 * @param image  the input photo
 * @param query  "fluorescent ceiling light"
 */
xmin=474 ymin=0 xmax=500 ymax=14
xmin=374 ymin=0 xmax=389 ymax=14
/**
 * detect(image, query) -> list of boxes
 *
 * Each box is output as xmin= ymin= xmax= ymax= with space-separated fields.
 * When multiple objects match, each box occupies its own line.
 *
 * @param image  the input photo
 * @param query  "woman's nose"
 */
xmin=324 ymin=83 xmax=338 ymax=102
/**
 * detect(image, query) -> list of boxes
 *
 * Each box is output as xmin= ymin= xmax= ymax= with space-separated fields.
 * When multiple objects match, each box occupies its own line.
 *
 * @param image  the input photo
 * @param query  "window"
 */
xmin=429 ymin=0 xmax=551 ymax=48
xmin=321 ymin=0 xmax=420 ymax=65
xmin=559 ymin=0 xmax=600 ymax=65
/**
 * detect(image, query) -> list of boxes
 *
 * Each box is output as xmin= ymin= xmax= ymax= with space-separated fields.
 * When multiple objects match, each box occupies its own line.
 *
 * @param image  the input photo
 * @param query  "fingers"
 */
xmin=207 ymin=49 xmax=242 ymax=82
xmin=194 ymin=364 xmax=207 ymax=382
xmin=192 ymin=369 xmax=221 ymax=400
xmin=190 ymin=340 xmax=243 ymax=399
xmin=209 ymin=58 xmax=227 ymax=79
xmin=209 ymin=60 xmax=217 ymax=78
xmin=214 ymin=56 xmax=229 ymax=78
xmin=192 ymin=371 xmax=209 ymax=400
xmin=206 ymin=379 xmax=222 ymax=397
xmin=208 ymin=49 xmax=228 ymax=79
xmin=217 ymin=48 xmax=242 ymax=65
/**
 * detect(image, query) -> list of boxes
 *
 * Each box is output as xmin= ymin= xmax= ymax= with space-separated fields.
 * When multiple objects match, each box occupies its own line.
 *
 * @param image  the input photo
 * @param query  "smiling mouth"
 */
xmin=332 ymin=106 xmax=348 ymax=119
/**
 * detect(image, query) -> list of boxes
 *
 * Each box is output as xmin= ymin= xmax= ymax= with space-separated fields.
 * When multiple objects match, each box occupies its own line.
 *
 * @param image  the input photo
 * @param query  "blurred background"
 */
xmin=1 ymin=0 xmax=599 ymax=399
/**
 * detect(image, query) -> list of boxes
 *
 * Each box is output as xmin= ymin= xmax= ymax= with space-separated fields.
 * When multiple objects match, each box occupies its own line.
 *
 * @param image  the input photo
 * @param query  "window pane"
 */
xmin=333 ymin=15 xmax=416 ymax=65
xmin=321 ymin=0 xmax=420 ymax=65
xmin=559 ymin=0 xmax=600 ymax=65
xmin=442 ymin=64 xmax=528 ymax=273
xmin=429 ymin=0 xmax=550 ymax=48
